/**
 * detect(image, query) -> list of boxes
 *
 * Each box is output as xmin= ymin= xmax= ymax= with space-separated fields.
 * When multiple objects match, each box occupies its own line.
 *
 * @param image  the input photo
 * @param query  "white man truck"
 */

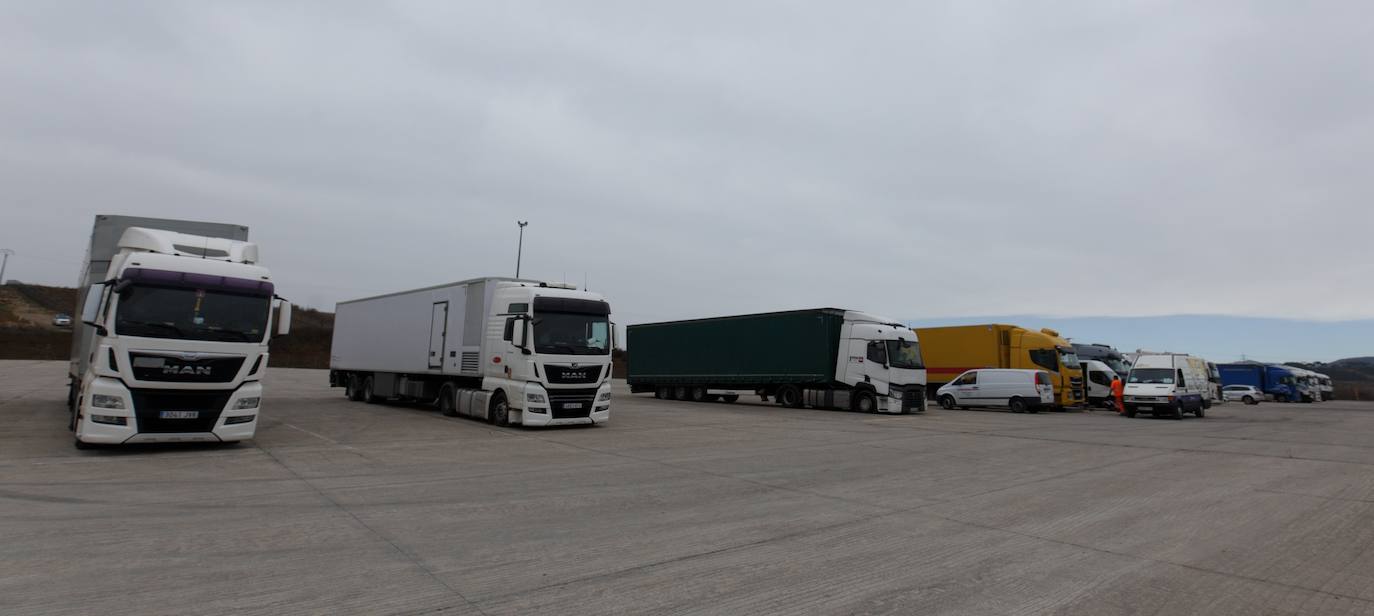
xmin=329 ymin=278 xmax=615 ymax=427
xmin=69 ymin=215 xmax=291 ymax=448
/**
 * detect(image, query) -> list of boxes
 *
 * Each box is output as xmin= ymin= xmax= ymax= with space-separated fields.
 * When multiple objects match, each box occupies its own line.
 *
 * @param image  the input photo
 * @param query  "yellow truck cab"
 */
xmin=914 ymin=324 xmax=1085 ymax=409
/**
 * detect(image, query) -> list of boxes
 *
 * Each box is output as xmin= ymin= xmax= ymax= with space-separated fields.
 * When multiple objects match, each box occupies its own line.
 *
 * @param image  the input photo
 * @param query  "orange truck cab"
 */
xmin=913 ymin=324 xmax=1085 ymax=409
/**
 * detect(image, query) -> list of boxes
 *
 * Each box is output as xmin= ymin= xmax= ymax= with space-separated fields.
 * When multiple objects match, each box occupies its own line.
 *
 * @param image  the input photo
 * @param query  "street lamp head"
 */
xmin=517 ymin=221 xmax=528 ymax=228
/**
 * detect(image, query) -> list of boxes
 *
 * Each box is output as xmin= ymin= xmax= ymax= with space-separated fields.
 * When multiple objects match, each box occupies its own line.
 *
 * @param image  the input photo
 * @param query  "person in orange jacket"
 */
xmin=1111 ymin=375 xmax=1126 ymax=414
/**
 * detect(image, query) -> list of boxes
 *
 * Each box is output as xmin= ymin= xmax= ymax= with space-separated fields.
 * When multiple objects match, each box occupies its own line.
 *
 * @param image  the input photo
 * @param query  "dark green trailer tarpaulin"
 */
xmin=627 ymin=308 xmax=845 ymax=388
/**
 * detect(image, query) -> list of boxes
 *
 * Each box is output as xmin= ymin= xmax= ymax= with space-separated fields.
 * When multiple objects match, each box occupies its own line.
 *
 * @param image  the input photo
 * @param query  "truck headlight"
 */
xmin=233 ymin=397 xmax=261 ymax=410
xmin=92 ymin=394 xmax=125 ymax=409
xmin=225 ymin=414 xmax=256 ymax=425
xmin=597 ymin=390 xmax=612 ymax=402
xmin=527 ymin=392 xmax=547 ymax=403
xmin=890 ymin=390 xmax=903 ymax=400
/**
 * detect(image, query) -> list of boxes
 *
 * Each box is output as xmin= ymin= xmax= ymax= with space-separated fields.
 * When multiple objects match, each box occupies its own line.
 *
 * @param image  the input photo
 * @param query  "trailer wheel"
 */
xmin=939 ymin=395 xmax=956 ymax=410
xmin=721 ymin=394 xmax=740 ymax=404
xmin=346 ymin=375 xmax=364 ymax=401
xmin=655 ymin=387 xmax=669 ymax=400
xmin=1009 ymin=397 xmax=1028 ymax=414
xmin=776 ymin=385 xmax=803 ymax=408
xmin=853 ymin=391 xmax=877 ymax=413
xmin=489 ymin=392 xmax=510 ymax=426
xmin=438 ymin=384 xmax=458 ymax=417
xmin=362 ymin=376 xmax=378 ymax=404
xmin=674 ymin=386 xmax=689 ymax=401
xmin=688 ymin=387 xmax=707 ymax=402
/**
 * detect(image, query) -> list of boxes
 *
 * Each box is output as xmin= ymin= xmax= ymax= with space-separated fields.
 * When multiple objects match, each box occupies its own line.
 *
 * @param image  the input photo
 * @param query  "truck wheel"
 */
xmin=690 ymin=387 xmax=707 ymax=402
xmin=674 ymin=386 xmax=689 ymax=401
xmin=1009 ymin=397 xmax=1028 ymax=414
xmin=1195 ymin=405 xmax=1206 ymax=418
xmin=438 ymin=384 xmax=458 ymax=417
xmin=1243 ymin=395 xmax=1255 ymax=405
xmin=346 ymin=375 xmax=364 ymax=401
xmin=853 ymin=391 xmax=876 ymax=413
xmin=776 ymin=385 xmax=802 ymax=408
xmin=362 ymin=376 xmax=378 ymax=404
xmin=655 ymin=387 xmax=668 ymax=400
xmin=1173 ymin=405 xmax=1184 ymax=420
xmin=722 ymin=394 xmax=740 ymax=403
xmin=939 ymin=395 xmax=956 ymax=410
xmin=489 ymin=393 xmax=510 ymax=426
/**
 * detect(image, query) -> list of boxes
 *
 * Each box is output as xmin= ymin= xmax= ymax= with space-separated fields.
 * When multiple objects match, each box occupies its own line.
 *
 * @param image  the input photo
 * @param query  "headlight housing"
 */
xmin=91 ymin=394 xmax=125 ymax=409
xmin=527 ymin=392 xmax=547 ymax=403
xmin=597 ymin=390 xmax=612 ymax=402
xmin=233 ymin=397 xmax=261 ymax=410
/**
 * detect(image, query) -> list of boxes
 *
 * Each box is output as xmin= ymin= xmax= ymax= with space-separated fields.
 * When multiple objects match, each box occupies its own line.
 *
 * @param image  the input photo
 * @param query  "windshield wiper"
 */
xmin=203 ymin=329 xmax=255 ymax=342
xmin=120 ymin=320 xmax=185 ymax=336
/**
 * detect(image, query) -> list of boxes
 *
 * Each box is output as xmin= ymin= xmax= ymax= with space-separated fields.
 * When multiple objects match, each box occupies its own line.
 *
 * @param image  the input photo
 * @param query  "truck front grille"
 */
xmin=546 ymin=388 xmax=598 ymax=419
xmin=130 ymin=353 xmax=245 ymax=384
xmin=544 ymin=365 xmax=603 ymax=384
xmin=129 ymin=389 xmax=232 ymax=433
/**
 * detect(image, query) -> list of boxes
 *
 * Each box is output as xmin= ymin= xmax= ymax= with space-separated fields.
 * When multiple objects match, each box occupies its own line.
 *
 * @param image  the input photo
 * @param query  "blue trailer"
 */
xmin=1217 ymin=364 xmax=1300 ymax=402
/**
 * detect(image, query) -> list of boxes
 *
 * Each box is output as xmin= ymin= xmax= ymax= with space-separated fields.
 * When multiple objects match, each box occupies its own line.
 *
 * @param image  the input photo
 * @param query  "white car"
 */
xmin=936 ymin=369 xmax=1055 ymax=414
xmin=1221 ymin=385 xmax=1262 ymax=405
xmin=51 ymin=313 xmax=72 ymax=327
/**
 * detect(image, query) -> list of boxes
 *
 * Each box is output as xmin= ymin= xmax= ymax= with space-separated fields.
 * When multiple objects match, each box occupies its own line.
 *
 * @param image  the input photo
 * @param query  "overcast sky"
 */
xmin=3 ymin=2 xmax=1373 ymax=345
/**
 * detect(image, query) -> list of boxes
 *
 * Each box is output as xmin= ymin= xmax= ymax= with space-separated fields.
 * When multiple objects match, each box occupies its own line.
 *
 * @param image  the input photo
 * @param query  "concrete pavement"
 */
xmin=3 ymin=360 xmax=1374 ymax=615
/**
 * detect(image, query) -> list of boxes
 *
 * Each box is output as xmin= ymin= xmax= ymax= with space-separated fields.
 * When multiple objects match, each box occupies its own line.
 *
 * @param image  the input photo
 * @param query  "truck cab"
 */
xmin=486 ymin=283 xmax=614 ymax=426
xmin=834 ymin=313 xmax=924 ymax=413
xmin=72 ymin=227 xmax=290 ymax=447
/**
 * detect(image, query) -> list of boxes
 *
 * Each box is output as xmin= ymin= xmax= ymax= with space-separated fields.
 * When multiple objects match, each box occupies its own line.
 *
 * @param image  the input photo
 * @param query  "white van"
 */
xmin=936 ymin=369 xmax=1055 ymax=414
xmin=1081 ymin=359 xmax=1120 ymax=409
xmin=1123 ymin=353 xmax=1211 ymax=419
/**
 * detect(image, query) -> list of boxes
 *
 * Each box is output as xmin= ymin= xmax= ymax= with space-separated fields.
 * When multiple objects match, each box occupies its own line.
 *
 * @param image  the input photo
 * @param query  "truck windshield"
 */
xmin=115 ymin=285 xmax=270 ymax=342
xmin=1104 ymin=358 xmax=1131 ymax=375
xmin=1058 ymin=348 xmax=1081 ymax=369
xmin=886 ymin=339 xmax=923 ymax=369
xmin=1128 ymin=369 xmax=1175 ymax=384
xmin=533 ymin=312 xmax=610 ymax=355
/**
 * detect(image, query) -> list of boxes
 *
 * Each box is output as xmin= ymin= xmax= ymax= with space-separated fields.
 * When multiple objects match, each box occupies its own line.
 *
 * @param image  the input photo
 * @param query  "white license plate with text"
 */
xmin=159 ymin=411 xmax=199 ymax=419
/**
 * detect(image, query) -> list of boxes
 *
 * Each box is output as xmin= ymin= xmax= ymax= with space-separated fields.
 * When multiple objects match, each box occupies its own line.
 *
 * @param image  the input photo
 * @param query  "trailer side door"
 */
xmin=429 ymin=301 xmax=448 ymax=370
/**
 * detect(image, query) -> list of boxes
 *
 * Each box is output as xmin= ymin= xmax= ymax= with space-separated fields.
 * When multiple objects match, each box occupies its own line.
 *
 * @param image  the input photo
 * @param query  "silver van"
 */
xmin=936 ymin=369 xmax=1056 ymax=413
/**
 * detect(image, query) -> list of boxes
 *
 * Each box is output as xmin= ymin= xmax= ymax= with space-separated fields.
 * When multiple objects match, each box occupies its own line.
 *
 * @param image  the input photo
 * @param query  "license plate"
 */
xmin=159 ymin=411 xmax=199 ymax=419
xmin=1136 ymin=406 xmax=1152 ymax=411
xmin=561 ymin=403 xmax=582 ymax=410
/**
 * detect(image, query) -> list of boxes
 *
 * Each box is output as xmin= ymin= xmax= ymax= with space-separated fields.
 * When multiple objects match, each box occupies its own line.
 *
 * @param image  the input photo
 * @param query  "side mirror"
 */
xmin=275 ymin=301 xmax=292 ymax=337
xmin=512 ymin=317 xmax=529 ymax=351
xmin=80 ymin=284 xmax=108 ymax=336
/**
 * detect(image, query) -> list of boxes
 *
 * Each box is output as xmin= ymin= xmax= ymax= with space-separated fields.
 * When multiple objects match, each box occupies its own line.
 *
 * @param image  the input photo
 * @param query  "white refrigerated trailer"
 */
xmin=329 ymin=277 xmax=615 ymax=427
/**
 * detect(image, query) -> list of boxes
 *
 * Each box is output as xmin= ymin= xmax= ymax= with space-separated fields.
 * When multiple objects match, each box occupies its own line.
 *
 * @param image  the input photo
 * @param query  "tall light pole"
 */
xmin=515 ymin=221 xmax=529 ymax=278
xmin=0 ymin=249 xmax=12 ymax=286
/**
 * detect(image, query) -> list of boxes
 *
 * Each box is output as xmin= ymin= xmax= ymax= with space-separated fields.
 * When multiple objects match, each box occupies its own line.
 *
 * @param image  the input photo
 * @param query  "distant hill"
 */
xmin=0 ymin=283 xmax=331 ymax=369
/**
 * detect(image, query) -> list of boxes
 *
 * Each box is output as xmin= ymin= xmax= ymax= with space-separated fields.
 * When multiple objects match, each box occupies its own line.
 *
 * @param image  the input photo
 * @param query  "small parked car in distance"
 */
xmin=51 ymin=313 xmax=72 ymax=327
xmin=1222 ymin=384 xmax=1262 ymax=405
xmin=936 ymin=369 xmax=1055 ymax=414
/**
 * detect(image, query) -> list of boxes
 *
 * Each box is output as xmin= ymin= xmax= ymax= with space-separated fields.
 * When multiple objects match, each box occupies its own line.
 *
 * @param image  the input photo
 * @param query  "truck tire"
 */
xmin=1195 ymin=404 xmax=1206 ymax=418
xmin=776 ymin=385 xmax=802 ymax=408
xmin=362 ymin=376 xmax=378 ymax=404
xmin=853 ymin=391 xmax=876 ymax=413
xmin=939 ymin=395 xmax=956 ymax=410
xmin=438 ymin=384 xmax=458 ymax=417
xmin=1172 ymin=404 xmax=1184 ymax=420
xmin=489 ymin=392 xmax=510 ymax=426
xmin=721 ymin=394 xmax=740 ymax=404
xmin=346 ymin=375 xmax=364 ymax=401
xmin=674 ymin=386 xmax=689 ymax=401
xmin=689 ymin=387 xmax=708 ymax=402
xmin=655 ymin=387 xmax=669 ymax=400
xmin=1009 ymin=397 xmax=1028 ymax=414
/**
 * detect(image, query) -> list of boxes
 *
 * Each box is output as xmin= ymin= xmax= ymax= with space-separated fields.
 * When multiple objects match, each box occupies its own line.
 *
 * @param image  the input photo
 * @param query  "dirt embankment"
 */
xmin=0 ymin=283 xmax=331 ymax=369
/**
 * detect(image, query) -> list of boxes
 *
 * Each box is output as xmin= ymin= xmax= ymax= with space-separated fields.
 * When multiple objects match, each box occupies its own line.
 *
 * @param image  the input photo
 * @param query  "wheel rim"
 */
xmin=782 ymin=388 xmax=798 ymax=406
xmin=493 ymin=399 xmax=508 ymax=424
xmin=859 ymin=396 xmax=874 ymax=412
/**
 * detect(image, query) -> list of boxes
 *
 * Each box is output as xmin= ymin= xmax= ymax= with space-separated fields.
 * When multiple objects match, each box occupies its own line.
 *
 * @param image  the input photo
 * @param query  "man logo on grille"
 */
xmin=164 ymin=365 xmax=212 ymax=376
